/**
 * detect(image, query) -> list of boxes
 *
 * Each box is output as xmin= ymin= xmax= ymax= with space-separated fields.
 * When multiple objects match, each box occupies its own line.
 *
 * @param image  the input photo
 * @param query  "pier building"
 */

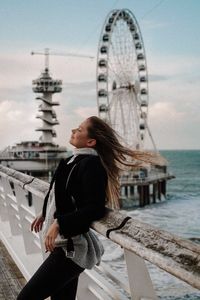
xmin=0 ymin=57 xmax=68 ymax=181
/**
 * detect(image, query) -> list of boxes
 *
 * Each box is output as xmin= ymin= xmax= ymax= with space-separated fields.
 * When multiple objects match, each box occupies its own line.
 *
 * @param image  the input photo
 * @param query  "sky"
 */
xmin=0 ymin=0 xmax=200 ymax=150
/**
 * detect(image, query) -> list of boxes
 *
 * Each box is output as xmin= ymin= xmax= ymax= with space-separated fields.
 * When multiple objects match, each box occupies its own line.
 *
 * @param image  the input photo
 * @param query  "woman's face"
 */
xmin=69 ymin=119 xmax=96 ymax=148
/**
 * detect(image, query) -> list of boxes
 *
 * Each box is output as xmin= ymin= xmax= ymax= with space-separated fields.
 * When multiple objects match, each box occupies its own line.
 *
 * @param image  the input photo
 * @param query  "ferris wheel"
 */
xmin=96 ymin=9 xmax=149 ymax=149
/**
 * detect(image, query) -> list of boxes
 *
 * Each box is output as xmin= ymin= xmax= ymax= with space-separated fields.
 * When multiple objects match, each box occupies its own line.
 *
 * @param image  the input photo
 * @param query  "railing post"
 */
xmin=14 ymin=183 xmax=41 ymax=255
xmin=77 ymin=268 xmax=128 ymax=300
xmin=2 ymin=177 xmax=21 ymax=235
xmin=0 ymin=176 xmax=9 ymax=221
xmin=31 ymin=193 xmax=47 ymax=258
xmin=124 ymin=249 xmax=158 ymax=300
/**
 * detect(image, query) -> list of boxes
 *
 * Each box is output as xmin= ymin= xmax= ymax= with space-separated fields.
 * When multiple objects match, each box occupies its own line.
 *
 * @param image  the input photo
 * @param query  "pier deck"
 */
xmin=0 ymin=240 xmax=26 ymax=300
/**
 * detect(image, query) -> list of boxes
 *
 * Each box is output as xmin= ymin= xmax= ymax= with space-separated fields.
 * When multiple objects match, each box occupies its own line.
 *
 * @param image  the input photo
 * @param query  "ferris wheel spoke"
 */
xmin=125 ymin=91 xmax=139 ymax=145
xmin=120 ymin=92 xmax=130 ymax=138
xmin=107 ymin=60 xmax=127 ymax=88
xmin=112 ymin=92 xmax=120 ymax=129
xmin=107 ymin=91 xmax=117 ymax=109
xmin=109 ymin=52 xmax=124 ymax=83
xmin=112 ymin=33 xmax=133 ymax=80
xmin=112 ymin=47 xmax=131 ymax=83
xmin=108 ymin=59 xmax=122 ymax=81
xmin=116 ymin=21 xmax=125 ymax=67
xmin=110 ymin=41 xmax=130 ymax=84
xmin=118 ymin=100 xmax=126 ymax=137
xmin=115 ymin=21 xmax=134 ymax=77
xmin=110 ymin=26 xmax=131 ymax=83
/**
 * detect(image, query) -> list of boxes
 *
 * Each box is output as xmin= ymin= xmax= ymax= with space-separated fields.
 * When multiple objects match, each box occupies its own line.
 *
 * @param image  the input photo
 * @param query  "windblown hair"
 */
xmin=87 ymin=116 xmax=167 ymax=210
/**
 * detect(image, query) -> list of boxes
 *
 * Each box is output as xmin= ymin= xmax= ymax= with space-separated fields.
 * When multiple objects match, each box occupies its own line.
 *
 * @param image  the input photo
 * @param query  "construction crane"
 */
xmin=31 ymin=48 xmax=94 ymax=69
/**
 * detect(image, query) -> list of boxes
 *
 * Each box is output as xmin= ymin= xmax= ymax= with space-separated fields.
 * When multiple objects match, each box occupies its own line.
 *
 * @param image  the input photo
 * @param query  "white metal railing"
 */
xmin=0 ymin=164 xmax=200 ymax=300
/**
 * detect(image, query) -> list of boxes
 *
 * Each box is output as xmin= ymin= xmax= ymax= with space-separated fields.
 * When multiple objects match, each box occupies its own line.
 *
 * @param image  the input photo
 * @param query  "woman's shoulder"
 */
xmin=78 ymin=155 xmax=101 ymax=166
xmin=79 ymin=154 xmax=99 ymax=162
xmin=76 ymin=155 xmax=106 ymax=175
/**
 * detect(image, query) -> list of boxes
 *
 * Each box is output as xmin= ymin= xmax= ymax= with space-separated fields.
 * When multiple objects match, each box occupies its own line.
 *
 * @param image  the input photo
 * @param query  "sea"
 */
xmin=101 ymin=150 xmax=200 ymax=299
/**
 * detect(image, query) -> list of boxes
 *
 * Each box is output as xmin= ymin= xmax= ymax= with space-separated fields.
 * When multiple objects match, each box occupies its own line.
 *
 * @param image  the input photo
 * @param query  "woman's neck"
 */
xmin=72 ymin=147 xmax=98 ymax=156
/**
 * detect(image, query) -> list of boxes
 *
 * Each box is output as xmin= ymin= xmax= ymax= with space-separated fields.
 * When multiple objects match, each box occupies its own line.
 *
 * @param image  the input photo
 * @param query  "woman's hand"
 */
xmin=44 ymin=220 xmax=59 ymax=252
xmin=31 ymin=213 xmax=45 ymax=233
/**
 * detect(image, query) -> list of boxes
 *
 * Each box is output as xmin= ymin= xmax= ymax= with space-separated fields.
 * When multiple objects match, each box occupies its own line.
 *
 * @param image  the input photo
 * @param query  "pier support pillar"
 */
xmin=143 ymin=185 xmax=150 ymax=205
xmin=161 ymin=180 xmax=166 ymax=197
xmin=130 ymin=185 xmax=134 ymax=197
xmin=127 ymin=186 xmax=131 ymax=198
xmin=120 ymin=186 xmax=126 ymax=198
xmin=152 ymin=183 xmax=157 ymax=203
xmin=124 ymin=186 xmax=128 ymax=197
xmin=138 ymin=186 xmax=145 ymax=207
xmin=158 ymin=182 xmax=161 ymax=201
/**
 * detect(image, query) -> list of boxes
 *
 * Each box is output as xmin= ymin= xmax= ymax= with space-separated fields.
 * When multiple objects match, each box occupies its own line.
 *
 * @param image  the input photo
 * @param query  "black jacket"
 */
xmin=42 ymin=154 xmax=108 ymax=239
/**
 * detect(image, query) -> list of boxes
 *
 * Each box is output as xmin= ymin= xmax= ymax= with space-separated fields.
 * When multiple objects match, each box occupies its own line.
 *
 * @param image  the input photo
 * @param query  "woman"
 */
xmin=17 ymin=116 xmax=165 ymax=300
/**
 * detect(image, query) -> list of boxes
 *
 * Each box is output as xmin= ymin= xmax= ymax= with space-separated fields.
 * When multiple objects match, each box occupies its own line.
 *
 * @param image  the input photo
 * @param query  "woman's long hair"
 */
xmin=87 ymin=116 xmax=167 ymax=209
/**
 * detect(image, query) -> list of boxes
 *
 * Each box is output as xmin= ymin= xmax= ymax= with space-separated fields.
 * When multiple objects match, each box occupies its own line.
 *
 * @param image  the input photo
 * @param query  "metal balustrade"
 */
xmin=0 ymin=164 xmax=200 ymax=300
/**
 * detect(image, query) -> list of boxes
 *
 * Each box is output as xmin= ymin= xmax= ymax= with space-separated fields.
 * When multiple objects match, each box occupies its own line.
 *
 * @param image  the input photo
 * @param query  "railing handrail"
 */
xmin=0 ymin=164 xmax=200 ymax=291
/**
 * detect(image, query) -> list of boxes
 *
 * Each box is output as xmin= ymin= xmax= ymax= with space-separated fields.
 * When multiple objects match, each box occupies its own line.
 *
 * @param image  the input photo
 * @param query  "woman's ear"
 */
xmin=87 ymin=139 xmax=96 ymax=147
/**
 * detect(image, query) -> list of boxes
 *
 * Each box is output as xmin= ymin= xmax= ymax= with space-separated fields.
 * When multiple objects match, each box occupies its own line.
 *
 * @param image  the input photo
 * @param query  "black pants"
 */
xmin=17 ymin=248 xmax=84 ymax=300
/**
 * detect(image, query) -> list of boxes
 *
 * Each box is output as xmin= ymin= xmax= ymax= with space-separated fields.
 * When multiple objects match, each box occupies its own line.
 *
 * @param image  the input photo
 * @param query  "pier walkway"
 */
xmin=0 ymin=240 xmax=25 ymax=300
xmin=0 ymin=164 xmax=200 ymax=300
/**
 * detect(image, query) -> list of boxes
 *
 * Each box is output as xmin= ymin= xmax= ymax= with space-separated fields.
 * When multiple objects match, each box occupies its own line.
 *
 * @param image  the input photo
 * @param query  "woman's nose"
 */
xmin=72 ymin=128 xmax=76 ymax=134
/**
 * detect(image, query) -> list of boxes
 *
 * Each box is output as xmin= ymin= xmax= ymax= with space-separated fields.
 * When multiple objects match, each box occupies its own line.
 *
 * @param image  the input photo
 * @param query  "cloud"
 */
xmin=141 ymin=20 xmax=171 ymax=30
xmin=145 ymin=55 xmax=200 ymax=149
xmin=0 ymin=51 xmax=96 ymax=90
xmin=74 ymin=106 xmax=98 ymax=118
xmin=0 ymin=50 xmax=200 ymax=150
xmin=149 ymin=102 xmax=185 ymax=122
xmin=147 ymin=54 xmax=200 ymax=79
xmin=149 ymin=74 xmax=169 ymax=81
xmin=55 ymin=82 xmax=98 ymax=150
xmin=0 ymin=54 xmax=39 ymax=89
xmin=146 ymin=98 xmax=200 ymax=150
xmin=0 ymin=50 xmax=97 ymax=149
xmin=0 ymin=99 xmax=38 ymax=149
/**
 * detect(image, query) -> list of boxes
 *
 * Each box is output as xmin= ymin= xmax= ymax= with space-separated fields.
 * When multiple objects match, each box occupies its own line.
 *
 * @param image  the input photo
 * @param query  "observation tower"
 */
xmin=32 ymin=50 xmax=62 ymax=145
xmin=0 ymin=49 xmax=68 ymax=181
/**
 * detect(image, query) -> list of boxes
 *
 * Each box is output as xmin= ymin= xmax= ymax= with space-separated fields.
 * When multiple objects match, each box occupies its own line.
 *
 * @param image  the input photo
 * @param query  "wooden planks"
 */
xmin=0 ymin=240 xmax=26 ymax=300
